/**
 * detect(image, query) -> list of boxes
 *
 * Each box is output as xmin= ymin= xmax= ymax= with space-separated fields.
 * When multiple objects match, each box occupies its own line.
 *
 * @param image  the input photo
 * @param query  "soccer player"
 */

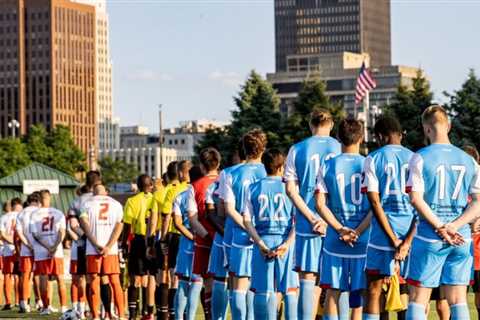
xmin=405 ymin=105 xmax=480 ymax=320
xmin=79 ymin=184 xmax=125 ymax=320
xmin=16 ymin=192 xmax=41 ymax=313
xmin=362 ymin=116 xmax=416 ymax=320
xmin=187 ymin=148 xmax=221 ymax=318
xmin=284 ymin=109 xmax=341 ymax=320
xmin=315 ymin=118 xmax=372 ymax=320
xmin=121 ymin=174 xmax=158 ymax=320
xmin=224 ymin=129 xmax=267 ymax=320
xmin=0 ymin=198 xmax=21 ymax=310
xmin=244 ymin=148 xmax=298 ymax=320
xmin=30 ymin=190 xmax=67 ymax=315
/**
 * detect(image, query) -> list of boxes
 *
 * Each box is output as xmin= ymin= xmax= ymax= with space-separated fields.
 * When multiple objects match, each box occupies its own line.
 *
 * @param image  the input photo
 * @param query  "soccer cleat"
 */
xmin=36 ymin=301 xmax=44 ymax=311
xmin=40 ymin=308 xmax=51 ymax=315
xmin=2 ymin=304 xmax=11 ymax=311
xmin=48 ymin=305 xmax=59 ymax=313
xmin=61 ymin=306 xmax=68 ymax=313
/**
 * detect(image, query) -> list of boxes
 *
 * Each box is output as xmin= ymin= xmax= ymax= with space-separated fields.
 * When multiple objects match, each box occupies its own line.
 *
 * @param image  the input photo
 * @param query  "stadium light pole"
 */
xmin=159 ymin=104 xmax=164 ymax=176
xmin=7 ymin=119 xmax=20 ymax=138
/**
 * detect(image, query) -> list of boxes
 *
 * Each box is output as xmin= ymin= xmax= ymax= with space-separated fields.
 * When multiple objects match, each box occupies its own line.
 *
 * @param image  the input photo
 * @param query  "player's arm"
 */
xmin=395 ymin=217 xmax=417 ymax=261
xmin=15 ymin=220 xmax=32 ymax=250
xmin=67 ymin=223 xmax=79 ymax=241
xmin=367 ymin=192 xmax=401 ymax=246
xmin=354 ymin=211 xmax=372 ymax=236
xmin=0 ymin=225 xmax=14 ymax=245
xmin=160 ymin=190 xmax=174 ymax=241
xmin=449 ymin=193 xmax=480 ymax=231
xmin=79 ymin=212 xmax=102 ymax=252
xmin=102 ymin=221 xmax=124 ymax=256
xmin=188 ymin=192 xmax=209 ymax=239
xmin=147 ymin=200 xmax=158 ymax=244
xmin=173 ymin=215 xmax=193 ymax=241
xmin=31 ymin=222 xmax=51 ymax=251
xmin=409 ymin=191 xmax=443 ymax=228
xmin=315 ymin=191 xmax=344 ymax=232
xmin=50 ymin=226 xmax=66 ymax=254
xmin=243 ymin=197 xmax=271 ymax=256
xmin=223 ymin=175 xmax=246 ymax=229
xmin=121 ymin=200 xmax=133 ymax=250
xmin=206 ymin=203 xmax=224 ymax=235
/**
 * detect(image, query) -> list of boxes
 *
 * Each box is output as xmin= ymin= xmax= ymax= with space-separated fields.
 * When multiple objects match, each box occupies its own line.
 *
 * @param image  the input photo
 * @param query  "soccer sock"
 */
xmin=246 ymin=290 xmax=254 ymax=320
xmin=450 ymin=303 xmax=469 ymax=320
xmin=141 ymin=286 xmax=148 ymax=315
xmin=231 ymin=290 xmax=247 ymax=320
xmin=284 ymin=292 xmax=298 ymax=320
xmin=100 ymin=283 xmax=112 ymax=315
xmin=212 ymin=280 xmax=228 ymax=320
xmin=127 ymin=285 xmax=138 ymax=319
xmin=155 ymin=284 xmax=169 ymax=320
xmin=406 ymin=302 xmax=426 ymax=320
xmin=174 ymin=280 xmax=189 ymax=320
xmin=187 ymin=279 xmax=203 ymax=320
xmin=298 ymin=279 xmax=315 ymax=320
xmin=253 ymin=293 xmax=277 ymax=320
xmin=59 ymin=281 xmax=68 ymax=307
xmin=380 ymin=312 xmax=389 ymax=320
xmin=71 ymin=281 xmax=79 ymax=306
xmin=397 ymin=310 xmax=406 ymax=320
xmin=338 ymin=291 xmax=350 ymax=320
xmin=90 ymin=276 xmax=101 ymax=319
xmin=110 ymin=276 xmax=125 ymax=318
xmin=204 ymin=290 xmax=212 ymax=319
xmin=4 ymin=274 xmax=12 ymax=305
xmin=168 ymin=288 xmax=177 ymax=318
xmin=363 ymin=314 xmax=380 ymax=320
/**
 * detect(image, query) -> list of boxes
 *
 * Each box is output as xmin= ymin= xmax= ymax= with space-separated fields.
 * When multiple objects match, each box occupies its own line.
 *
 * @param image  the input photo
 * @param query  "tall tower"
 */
xmin=73 ymin=0 xmax=118 ymax=150
xmin=274 ymin=0 xmax=391 ymax=72
xmin=0 ymin=0 xmax=97 ymax=153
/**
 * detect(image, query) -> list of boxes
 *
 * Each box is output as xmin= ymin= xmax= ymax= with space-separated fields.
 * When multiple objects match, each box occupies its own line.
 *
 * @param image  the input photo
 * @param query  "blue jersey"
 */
xmin=221 ymin=163 xmax=244 ymax=247
xmin=173 ymin=186 xmax=195 ymax=252
xmin=284 ymin=136 xmax=341 ymax=235
xmin=224 ymin=163 xmax=267 ymax=246
xmin=363 ymin=145 xmax=415 ymax=249
xmin=407 ymin=144 xmax=480 ymax=240
xmin=317 ymin=154 xmax=371 ymax=255
xmin=206 ymin=180 xmax=223 ymax=245
xmin=244 ymin=176 xmax=294 ymax=238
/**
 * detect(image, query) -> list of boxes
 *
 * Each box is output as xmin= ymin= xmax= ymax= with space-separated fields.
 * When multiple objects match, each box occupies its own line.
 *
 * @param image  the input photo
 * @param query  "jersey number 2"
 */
xmin=99 ymin=203 xmax=109 ymax=220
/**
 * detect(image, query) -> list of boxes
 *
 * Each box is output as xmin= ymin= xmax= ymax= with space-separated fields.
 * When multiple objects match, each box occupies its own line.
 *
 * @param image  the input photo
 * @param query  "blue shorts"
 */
xmin=229 ymin=243 xmax=253 ymax=278
xmin=365 ymin=245 xmax=406 ymax=277
xmin=251 ymin=235 xmax=298 ymax=294
xmin=406 ymin=236 xmax=473 ymax=288
xmin=295 ymin=234 xmax=322 ymax=273
xmin=320 ymin=251 xmax=366 ymax=291
xmin=208 ymin=236 xmax=228 ymax=278
xmin=175 ymin=238 xmax=194 ymax=277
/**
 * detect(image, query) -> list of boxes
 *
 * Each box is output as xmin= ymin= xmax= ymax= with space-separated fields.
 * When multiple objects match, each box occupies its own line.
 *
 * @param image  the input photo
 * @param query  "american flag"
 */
xmin=355 ymin=62 xmax=377 ymax=105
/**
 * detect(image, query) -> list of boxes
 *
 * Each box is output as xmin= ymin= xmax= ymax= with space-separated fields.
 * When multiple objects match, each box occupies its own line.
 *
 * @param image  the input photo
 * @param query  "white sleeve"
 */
xmin=205 ymin=186 xmax=214 ymax=205
xmin=406 ymin=153 xmax=425 ymax=193
xmin=186 ymin=187 xmax=198 ymax=214
xmin=223 ymin=173 xmax=235 ymax=204
xmin=173 ymin=195 xmax=183 ymax=217
xmin=362 ymin=156 xmax=379 ymax=193
xmin=58 ymin=213 xmax=66 ymax=230
xmin=315 ymin=171 xmax=328 ymax=194
xmin=29 ymin=217 xmax=37 ymax=234
xmin=470 ymin=163 xmax=480 ymax=194
xmin=283 ymin=146 xmax=298 ymax=182
xmin=115 ymin=202 xmax=123 ymax=223
xmin=15 ymin=215 xmax=23 ymax=234
xmin=243 ymin=188 xmax=253 ymax=222
xmin=218 ymin=170 xmax=227 ymax=200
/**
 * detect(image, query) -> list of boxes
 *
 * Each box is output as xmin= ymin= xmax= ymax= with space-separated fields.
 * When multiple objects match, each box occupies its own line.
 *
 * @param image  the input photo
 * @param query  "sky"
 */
xmin=107 ymin=0 xmax=480 ymax=132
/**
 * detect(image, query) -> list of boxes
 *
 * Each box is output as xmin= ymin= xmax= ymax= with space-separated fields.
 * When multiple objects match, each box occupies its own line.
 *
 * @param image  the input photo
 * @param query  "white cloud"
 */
xmin=208 ymin=70 xmax=243 ymax=87
xmin=127 ymin=70 xmax=173 ymax=82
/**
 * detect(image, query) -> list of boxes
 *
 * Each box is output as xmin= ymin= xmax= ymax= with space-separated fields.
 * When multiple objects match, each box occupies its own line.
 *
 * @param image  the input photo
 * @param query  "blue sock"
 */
xmin=339 ymin=291 xmax=350 ymax=320
xmin=246 ymin=289 xmax=255 ymax=320
xmin=186 ymin=277 xmax=203 ymax=320
xmin=231 ymin=290 xmax=247 ymax=320
xmin=284 ymin=292 xmax=298 ymax=320
xmin=174 ymin=280 xmax=190 ymax=320
xmin=363 ymin=314 xmax=380 ymax=320
xmin=450 ymin=303 xmax=469 ymax=320
xmin=323 ymin=315 xmax=339 ymax=320
xmin=406 ymin=302 xmax=426 ymax=320
xmin=211 ymin=280 xmax=228 ymax=320
xmin=298 ymin=279 xmax=315 ymax=320
xmin=253 ymin=293 xmax=277 ymax=320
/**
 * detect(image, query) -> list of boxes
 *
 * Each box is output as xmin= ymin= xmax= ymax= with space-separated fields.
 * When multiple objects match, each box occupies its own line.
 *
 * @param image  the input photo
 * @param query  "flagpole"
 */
xmin=364 ymin=90 xmax=370 ymax=143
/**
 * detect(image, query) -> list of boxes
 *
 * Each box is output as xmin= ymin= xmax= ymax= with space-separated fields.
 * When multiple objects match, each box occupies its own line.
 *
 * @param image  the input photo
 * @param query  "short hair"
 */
xmin=189 ymin=165 xmax=204 ymax=184
xmin=199 ymin=147 xmax=221 ymax=171
xmin=161 ymin=173 xmax=169 ymax=185
xmin=2 ymin=201 xmax=11 ymax=212
xmin=262 ymin=149 xmax=285 ymax=175
xmin=310 ymin=109 xmax=333 ymax=128
xmin=338 ymin=118 xmax=364 ymax=146
xmin=136 ymin=174 xmax=153 ymax=192
xmin=463 ymin=145 xmax=480 ymax=163
xmin=10 ymin=197 xmax=22 ymax=207
xmin=93 ymin=184 xmax=106 ymax=195
xmin=86 ymin=170 xmax=102 ymax=188
xmin=178 ymin=160 xmax=191 ymax=172
xmin=166 ymin=161 xmax=179 ymax=181
xmin=27 ymin=192 xmax=41 ymax=205
xmin=39 ymin=189 xmax=51 ymax=198
xmin=243 ymin=129 xmax=267 ymax=159
xmin=422 ymin=105 xmax=449 ymax=126
xmin=374 ymin=115 xmax=402 ymax=137
xmin=237 ymin=138 xmax=246 ymax=161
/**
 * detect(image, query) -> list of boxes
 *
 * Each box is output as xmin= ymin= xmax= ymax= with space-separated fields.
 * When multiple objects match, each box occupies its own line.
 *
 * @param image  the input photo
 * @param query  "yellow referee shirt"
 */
xmin=123 ymin=192 xmax=158 ymax=236
xmin=161 ymin=181 xmax=188 ymax=234
xmin=153 ymin=187 xmax=167 ymax=231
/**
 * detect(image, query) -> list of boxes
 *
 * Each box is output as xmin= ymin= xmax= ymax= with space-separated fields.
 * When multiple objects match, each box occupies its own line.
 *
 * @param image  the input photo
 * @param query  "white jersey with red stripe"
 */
xmin=15 ymin=206 xmax=39 ymax=257
xmin=0 ymin=211 xmax=18 ymax=257
xmin=80 ymin=195 xmax=123 ymax=256
xmin=30 ymin=208 xmax=66 ymax=261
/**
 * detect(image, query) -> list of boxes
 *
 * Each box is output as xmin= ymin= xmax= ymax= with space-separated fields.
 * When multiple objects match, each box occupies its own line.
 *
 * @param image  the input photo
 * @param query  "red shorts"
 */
xmin=70 ymin=260 xmax=78 ymax=274
xmin=0 ymin=256 xmax=3 ymax=271
xmin=474 ymin=233 xmax=480 ymax=270
xmin=3 ymin=255 xmax=16 ymax=274
xmin=35 ymin=258 xmax=64 ymax=276
xmin=192 ymin=245 xmax=211 ymax=277
xmin=86 ymin=255 xmax=120 ymax=275
xmin=19 ymin=256 xmax=34 ymax=273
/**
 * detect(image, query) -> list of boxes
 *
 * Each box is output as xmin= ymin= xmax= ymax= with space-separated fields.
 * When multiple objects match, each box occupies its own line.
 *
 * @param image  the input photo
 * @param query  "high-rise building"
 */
xmin=274 ymin=0 xmax=391 ymax=72
xmin=0 ymin=0 xmax=97 ymax=153
xmin=73 ymin=0 xmax=119 ymax=150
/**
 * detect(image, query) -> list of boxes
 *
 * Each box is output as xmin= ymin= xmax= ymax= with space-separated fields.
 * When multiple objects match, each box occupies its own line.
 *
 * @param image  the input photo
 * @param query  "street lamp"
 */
xmin=7 ymin=119 xmax=20 ymax=138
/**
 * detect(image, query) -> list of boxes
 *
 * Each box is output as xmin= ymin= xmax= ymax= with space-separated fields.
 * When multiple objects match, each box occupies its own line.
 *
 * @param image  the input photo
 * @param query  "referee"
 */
xmin=122 ymin=174 xmax=158 ymax=320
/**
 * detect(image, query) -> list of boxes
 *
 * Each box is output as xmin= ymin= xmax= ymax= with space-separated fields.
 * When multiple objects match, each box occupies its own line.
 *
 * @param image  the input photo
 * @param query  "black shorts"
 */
xmin=76 ymin=240 xmax=87 ymax=275
xmin=473 ymin=271 xmax=480 ymax=293
xmin=430 ymin=287 xmax=443 ymax=301
xmin=128 ymin=235 xmax=156 ymax=276
xmin=155 ymin=233 xmax=181 ymax=270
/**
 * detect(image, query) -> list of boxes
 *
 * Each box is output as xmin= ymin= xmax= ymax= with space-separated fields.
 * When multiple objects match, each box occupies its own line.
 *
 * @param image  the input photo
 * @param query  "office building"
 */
xmin=0 ymin=0 xmax=97 ymax=153
xmin=275 ymin=0 xmax=391 ymax=71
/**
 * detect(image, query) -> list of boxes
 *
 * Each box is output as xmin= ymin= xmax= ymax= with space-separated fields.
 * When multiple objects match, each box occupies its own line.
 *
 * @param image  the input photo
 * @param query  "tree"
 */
xmin=0 ymin=138 xmax=31 ymax=177
xmin=383 ymin=70 xmax=433 ymax=151
xmin=283 ymin=78 xmax=345 ymax=147
xmin=445 ymin=70 xmax=480 ymax=151
xmin=23 ymin=125 xmax=53 ymax=165
xmin=98 ymin=157 xmax=139 ymax=186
